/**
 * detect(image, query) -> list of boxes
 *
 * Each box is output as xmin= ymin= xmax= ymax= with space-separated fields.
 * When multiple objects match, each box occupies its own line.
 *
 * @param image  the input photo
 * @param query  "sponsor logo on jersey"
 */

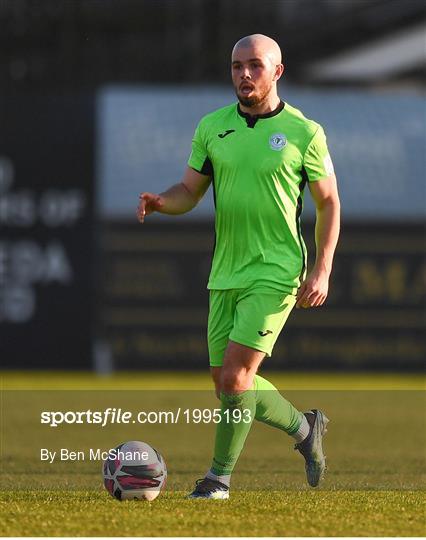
xmin=218 ymin=129 xmax=235 ymax=138
xmin=269 ymin=133 xmax=287 ymax=151
xmin=258 ymin=330 xmax=273 ymax=337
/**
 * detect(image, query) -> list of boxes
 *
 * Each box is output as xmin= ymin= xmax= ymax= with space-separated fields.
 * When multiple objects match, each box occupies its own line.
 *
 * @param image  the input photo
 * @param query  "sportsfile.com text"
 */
xmin=40 ymin=408 xmax=253 ymax=427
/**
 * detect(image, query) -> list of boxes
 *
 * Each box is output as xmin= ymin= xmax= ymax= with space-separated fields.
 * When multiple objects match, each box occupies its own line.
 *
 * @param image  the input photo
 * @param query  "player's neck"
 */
xmin=239 ymin=95 xmax=281 ymax=116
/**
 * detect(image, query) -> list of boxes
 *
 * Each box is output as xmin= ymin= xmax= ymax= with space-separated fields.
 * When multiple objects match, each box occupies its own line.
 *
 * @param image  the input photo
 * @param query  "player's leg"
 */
xmin=231 ymin=287 xmax=308 ymax=435
xmin=210 ymin=340 xmax=264 ymax=477
xmin=189 ymin=289 xmax=249 ymax=498
xmin=197 ymin=340 xmax=314 ymax=498
xmin=190 ymin=341 xmax=262 ymax=499
xmin=192 ymin=288 xmax=304 ymax=498
xmin=229 ymin=287 xmax=329 ymax=487
xmin=191 ymin=287 xmax=328 ymax=498
xmin=194 ymin=288 xmax=302 ymax=498
xmin=254 ymin=374 xmax=305 ymax=435
xmin=212 ymin=366 xmax=309 ymax=439
xmin=190 ymin=289 xmax=261 ymax=498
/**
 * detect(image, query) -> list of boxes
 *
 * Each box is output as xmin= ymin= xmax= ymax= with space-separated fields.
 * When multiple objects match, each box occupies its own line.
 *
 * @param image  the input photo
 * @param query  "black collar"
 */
xmin=237 ymin=100 xmax=285 ymax=128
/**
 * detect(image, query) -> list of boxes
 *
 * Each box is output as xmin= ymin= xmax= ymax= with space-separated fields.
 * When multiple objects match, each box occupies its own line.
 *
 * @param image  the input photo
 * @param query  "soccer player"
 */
xmin=137 ymin=34 xmax=340 ymax=499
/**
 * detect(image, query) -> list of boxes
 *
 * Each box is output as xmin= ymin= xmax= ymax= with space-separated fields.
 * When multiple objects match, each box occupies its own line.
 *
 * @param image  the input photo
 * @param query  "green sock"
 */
xmin=254 ymin=374 xmax=303 ymax=435
xmin=211 ymin=390 xmax=256 ymax=475
xmin=210 ymin=376 xmax=303 ymax=476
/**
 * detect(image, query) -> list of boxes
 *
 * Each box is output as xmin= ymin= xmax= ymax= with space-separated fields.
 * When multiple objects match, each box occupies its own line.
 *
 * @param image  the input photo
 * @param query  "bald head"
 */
xmin=231 ymin=34 xmax=284 ymax=112
xmin=232 ymin=34 xmax=282 ymax=65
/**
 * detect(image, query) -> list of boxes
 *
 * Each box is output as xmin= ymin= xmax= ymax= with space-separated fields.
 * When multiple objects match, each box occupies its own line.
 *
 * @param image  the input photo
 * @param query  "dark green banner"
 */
xmin=99 ymin=221 xmax=425 ymax=370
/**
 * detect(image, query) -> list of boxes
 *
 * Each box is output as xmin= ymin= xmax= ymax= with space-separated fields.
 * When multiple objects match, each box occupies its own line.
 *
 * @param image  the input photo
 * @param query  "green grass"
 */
xmin=1 ymin=371 xmax=425 ymax=536
xmin=1 ymin=490 xmax=424 ymax=537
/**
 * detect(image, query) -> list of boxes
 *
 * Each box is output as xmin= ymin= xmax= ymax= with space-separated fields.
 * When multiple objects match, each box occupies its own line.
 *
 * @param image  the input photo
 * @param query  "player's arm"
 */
xmin=137 ymin=167 xmax=211 ymax=223
xmin=296 ymin=174 xmax=340 ymax=308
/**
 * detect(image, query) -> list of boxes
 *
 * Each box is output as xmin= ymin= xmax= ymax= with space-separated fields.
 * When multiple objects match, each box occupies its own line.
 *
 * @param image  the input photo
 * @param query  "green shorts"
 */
xmin=207 ymin=285 xmax=296 ymax=367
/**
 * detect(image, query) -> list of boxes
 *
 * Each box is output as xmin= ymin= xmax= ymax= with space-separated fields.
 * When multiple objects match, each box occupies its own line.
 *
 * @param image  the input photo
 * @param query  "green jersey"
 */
xmin=188 ymin=101 xmax=334 ymax=294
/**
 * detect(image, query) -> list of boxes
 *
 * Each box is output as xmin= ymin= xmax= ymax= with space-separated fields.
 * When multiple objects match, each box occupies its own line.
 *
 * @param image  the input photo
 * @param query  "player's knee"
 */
xmin=220 ymin=367 xmax=250 ymax=394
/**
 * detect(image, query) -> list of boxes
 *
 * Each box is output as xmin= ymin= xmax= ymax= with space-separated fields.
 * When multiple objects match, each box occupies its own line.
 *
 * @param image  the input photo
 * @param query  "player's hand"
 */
xmin=137 ymin=192 xmax=164 ymax=223
xmin=296 ymin=266 xmax=329 ymax=308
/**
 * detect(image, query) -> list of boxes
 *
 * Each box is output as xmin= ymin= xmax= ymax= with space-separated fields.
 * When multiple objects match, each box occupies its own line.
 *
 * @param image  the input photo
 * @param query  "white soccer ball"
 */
xmin=103 ymin=441 xmax=167 ymax=501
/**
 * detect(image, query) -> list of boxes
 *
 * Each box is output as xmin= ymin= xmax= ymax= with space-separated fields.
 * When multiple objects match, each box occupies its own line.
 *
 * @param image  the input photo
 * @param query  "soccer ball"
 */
xmin=103 ymin=441 xmax=167 ymax=501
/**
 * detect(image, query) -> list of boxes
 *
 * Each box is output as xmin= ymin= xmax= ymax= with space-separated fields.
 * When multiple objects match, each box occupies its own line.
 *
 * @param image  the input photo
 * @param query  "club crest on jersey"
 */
xmin=269 ymin=133 xmax=287 ymax=151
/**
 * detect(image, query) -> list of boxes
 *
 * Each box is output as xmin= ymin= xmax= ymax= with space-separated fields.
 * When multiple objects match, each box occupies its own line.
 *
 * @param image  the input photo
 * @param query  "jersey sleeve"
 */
xmin=187 ymin=120 xmax=213 ymax=175
xmin=303 ymin=125 xmax=335 ymax=182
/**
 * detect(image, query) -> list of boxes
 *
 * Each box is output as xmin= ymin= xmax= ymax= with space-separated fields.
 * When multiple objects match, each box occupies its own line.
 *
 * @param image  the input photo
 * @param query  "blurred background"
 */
xmin=0 ymin=0 xmax=425 ymax=372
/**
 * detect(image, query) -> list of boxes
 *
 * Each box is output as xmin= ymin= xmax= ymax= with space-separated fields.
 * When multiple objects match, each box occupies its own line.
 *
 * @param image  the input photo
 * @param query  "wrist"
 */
xmin=313 ymin=260 xmax=331 ymax=277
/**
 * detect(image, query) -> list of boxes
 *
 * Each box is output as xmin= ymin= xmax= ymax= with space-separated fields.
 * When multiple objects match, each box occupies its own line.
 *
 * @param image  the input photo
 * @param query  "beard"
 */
xmin=235 ymin=83 xmax=272 ymax=109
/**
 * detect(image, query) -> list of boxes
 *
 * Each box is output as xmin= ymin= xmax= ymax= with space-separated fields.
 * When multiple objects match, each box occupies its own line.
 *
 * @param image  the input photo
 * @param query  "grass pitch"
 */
xmin=2 ymin=490 xmax=423 ymax=537
xmin=1 ymin=371 xmax=425 ymax=537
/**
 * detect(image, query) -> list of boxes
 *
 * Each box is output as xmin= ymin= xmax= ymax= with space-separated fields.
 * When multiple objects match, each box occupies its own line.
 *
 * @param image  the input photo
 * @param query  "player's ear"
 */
xmin=274 ymin=63 xmax=284 ymax=81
